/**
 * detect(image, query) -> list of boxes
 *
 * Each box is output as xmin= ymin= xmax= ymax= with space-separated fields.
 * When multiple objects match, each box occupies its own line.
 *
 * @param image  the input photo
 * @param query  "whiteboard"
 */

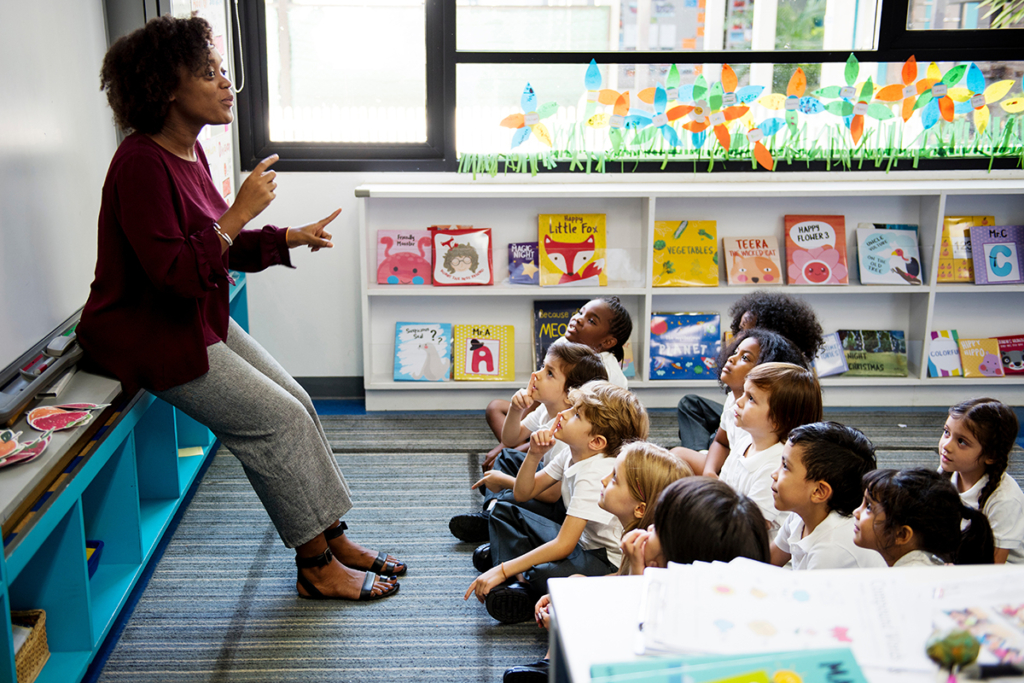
xmin=0 ymin=2 xmax=118 ymax=370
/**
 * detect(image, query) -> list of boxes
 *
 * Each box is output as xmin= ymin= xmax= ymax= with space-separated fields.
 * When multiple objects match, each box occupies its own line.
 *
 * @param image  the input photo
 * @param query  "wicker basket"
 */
xmin=11 ymin=610 xmax=49 ymax=683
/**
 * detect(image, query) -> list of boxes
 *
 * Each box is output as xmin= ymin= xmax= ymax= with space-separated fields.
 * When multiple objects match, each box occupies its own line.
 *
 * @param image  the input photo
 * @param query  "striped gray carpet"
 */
xmin=97 ymin=408 xmax=1022 ymax=682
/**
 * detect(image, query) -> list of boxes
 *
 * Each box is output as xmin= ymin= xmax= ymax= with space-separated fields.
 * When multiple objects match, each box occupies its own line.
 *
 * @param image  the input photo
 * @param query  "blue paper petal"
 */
xmin=736 ymin=85 xmax=765 ymax=103
xmin=954 ymin=100 xmax=973 ymax=115
xmin=966 ymin=63 xmax=985 ymax=95
xmin=625 ymin=112 xmax=652 ymax=128
xmin=511 ymin=126 xmax=532 ymax=148
xmin=921 ymin=98 xmax=939 ymax=130
xmin=691 ymin=130 xmax=707 ymax=148
xmin=521 ymin=83 xmax=537 ymax=114
xmin=677 ymin=84 xmax=695 ymax=103
xmin=585 ymin=59 xmax=602 ymax=90
xmin=655 ymin=84 xmax=667 ymax=115
xmin=759 ymin=117 xmax=785 ymax=137
xmin=660 ymin=125 xmax=680 ymax=146
xmin=798 ymin=96 xmax=825 ymax=114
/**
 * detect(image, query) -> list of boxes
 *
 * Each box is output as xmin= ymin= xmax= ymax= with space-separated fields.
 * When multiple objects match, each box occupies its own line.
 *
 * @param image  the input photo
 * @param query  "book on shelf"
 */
xmin=855 ymin=226 xmax=923 ymax=285
xmin=376 ymin=229 xmax=433 ymax=285
xmin=857 ymin=222 xmax=919 ymax=232
xmin=649 ymin=313 xmax=721 ymax=380
xmin=453 ymin=324 xmax=515 ymax=381
xmin=997 ymin=335 xmax=1024 ymax=376
xmin=620 ymin=340 xmax=635 ymax=378
xmin=652 ymin=220 xmax=718 ymax=287
xmin=430 ymin=226 xmax=494 ymax=286
xmin=837 ymin=330 xmax=908 ymax=377
xmin=813 ymin=331 xmax=848 ymax=377
xmin=722 ymin=236 xmax=784 ymax=286
xmin=958 ymin=338 xmax=1005 ymax=378
xmin=928 ymin=330 xmax=963 ymax=378
xmin=591 ymin=648 xmax=867 ymax=683
xmin=531 ymin=299 xmax=586 ymax=371
xmin=784 ymin=214 xmax=849 ymax=285
xmin=393 ymin=322 xmax=452 ymax=382
xmin=969 ymin=225 xmax=1024 ymax=285
xmin=507 ymin=241 xmax=539 ymax=285
xmin=938 ymin=215 xmax=994 ymax=283
xmin=538 ymin=214 xmax=607 ymax=286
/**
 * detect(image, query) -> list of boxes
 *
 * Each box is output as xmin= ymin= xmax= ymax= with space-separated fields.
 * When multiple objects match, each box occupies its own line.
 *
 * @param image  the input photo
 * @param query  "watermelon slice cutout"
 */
xmin=27 ymin=407 xmax=94 ymax=432
xmin=0 ymin=432 xmax=52 ymax=468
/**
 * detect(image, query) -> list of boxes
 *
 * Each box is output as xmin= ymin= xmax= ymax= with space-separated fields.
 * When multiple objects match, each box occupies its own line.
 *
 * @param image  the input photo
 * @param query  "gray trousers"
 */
xmin=152 ymin=318 xmax=352 ymax=548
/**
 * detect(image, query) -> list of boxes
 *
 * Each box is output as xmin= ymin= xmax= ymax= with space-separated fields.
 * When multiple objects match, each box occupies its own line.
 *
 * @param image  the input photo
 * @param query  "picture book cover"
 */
xmin=784 ymin=214 xmax=849 ymax=285
xmin=855 ymin=226 xmax=923 ymax=285
xmin=837 ymin=330 xmax=908 ymax=377
xmin=997 ymin=335 xmax=1024 ymax=376
xmin=538 ymin=214 xmax=607 ymax=287
xmin=723 ymin=236 xmax=784 ymax=286
xmin=431 ymin=227 xmax=493 ymax=286
xmin=969 ymin=225 xmax=1024 ymax=285
xmin=393 ymin=323 xmax=452 ymax=382
xmin=453 ymin=324 xmax=515 ymax=381
xmin=649 ymin=313 xmax=721 ymax=380
xmin=928 ymin=330 xmax=963 ymax=378
xmin=652 ymin=220 xmax=718 ymax=287
xmin=620 ymin=340 xmax=635 ymax=378
xmin=532 ymin=299 xmax=586 ymax=371
xmin=938 ymin=216 xmax=994 ymax=283
xmin=813 ymin=331 xmax=849 ymax=377
xmin=507 ymin=241 xmax=539 ymax=285
xmin=959 ymin=338 xmax=1005 ymax=378
xmin=857 ymin=222 xmax=919 ymax=232
xmin=376 ymin=230 xmax=432 ymax=285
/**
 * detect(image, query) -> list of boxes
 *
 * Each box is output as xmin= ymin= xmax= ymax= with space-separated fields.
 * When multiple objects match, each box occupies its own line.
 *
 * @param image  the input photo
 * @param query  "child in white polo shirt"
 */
xmin=770 ymin=422 xmax=887 ymax=570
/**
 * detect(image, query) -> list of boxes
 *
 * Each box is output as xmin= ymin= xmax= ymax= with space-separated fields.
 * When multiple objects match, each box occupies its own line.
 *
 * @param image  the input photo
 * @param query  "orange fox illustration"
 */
xmin=731 ymin=252 xmax=782 ymax=285
xmin=543 ymin=235 xmax=604 ymax=284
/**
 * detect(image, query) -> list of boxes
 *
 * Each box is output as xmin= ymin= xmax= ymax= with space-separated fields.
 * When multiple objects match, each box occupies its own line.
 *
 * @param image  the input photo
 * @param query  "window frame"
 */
xmin=235 ymin=0 xmax=1024 ymax=172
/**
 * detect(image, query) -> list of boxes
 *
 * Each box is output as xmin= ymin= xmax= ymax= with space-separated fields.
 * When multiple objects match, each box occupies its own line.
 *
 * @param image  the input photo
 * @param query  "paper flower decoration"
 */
xmin=500 ymin=83 xmax=558 ymax=148
xmin=625 ymin=84 xmax=683 ymax=146
xmin=584 ymin=59 xmax=603 ymax=117
xmin=915 ymin=63 xmax=968 ymax=130
xmin=586 ymin=91 xmax=631 ymax=151
xmin=745 ymin=117 xmax=785 ymax=170
xmin=948 ymin=62 xmax=1015 ymax=134
xmin=816 ymin=54 xmax=864 ymax=126
xmin=788 ymin=247 xmax=848 ymax=285
xmin=874 ymin=56 xmax=934 ymax=122
xmin=849 ymin=77 xmax=896 ymax=145
xmin=638 ymin=64 xmax=685 ymax=109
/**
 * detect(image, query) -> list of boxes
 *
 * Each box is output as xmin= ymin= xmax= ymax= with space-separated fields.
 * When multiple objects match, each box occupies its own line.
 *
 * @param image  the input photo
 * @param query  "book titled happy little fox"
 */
xmin=538 ymin=214 xmax=607 ymax=287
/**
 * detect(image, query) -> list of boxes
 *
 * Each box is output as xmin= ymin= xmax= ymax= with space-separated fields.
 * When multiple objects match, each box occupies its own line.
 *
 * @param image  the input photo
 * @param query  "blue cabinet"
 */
xmin=0 ymin=275 xmax=247 ymax=683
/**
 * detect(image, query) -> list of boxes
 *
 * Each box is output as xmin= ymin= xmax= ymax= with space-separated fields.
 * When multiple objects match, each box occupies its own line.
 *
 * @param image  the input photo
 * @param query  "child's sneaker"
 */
xmin=449 ymin=512 xmax=489 ymax=542
xmin=485 ymin=582 xmax=536 ymax=623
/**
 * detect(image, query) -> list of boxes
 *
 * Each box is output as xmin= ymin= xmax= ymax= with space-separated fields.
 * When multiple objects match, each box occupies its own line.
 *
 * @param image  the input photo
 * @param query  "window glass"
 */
xmin=456 ymin=0 xmax=879 ymax=52
xmin=264 ymin=0 xmax=427 ymax=143
xmin=907 ymin=0 xmax=1024 ymax=29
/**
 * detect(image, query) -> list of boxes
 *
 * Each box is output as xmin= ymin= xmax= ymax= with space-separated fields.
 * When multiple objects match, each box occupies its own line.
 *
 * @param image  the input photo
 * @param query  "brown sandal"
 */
xmin=295 ymin=547 xmax=399 ymax=601
xmin=325 ymin=521 xmax=408 ymax=576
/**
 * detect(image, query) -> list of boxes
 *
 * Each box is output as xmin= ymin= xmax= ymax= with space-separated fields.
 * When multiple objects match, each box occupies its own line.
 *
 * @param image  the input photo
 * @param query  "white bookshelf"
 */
xmin=356 ymin=175 xmax=1024 ymax=410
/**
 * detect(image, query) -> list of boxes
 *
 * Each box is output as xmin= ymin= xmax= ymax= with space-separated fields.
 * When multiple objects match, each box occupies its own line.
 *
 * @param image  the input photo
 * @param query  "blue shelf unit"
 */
xmin=0 ymin=275 xmax=247 ymax=683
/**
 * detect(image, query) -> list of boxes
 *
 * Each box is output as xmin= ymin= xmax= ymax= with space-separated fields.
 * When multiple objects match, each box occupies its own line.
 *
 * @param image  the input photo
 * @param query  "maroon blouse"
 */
xmin=79 ymin=133 xmax=291 ymax=395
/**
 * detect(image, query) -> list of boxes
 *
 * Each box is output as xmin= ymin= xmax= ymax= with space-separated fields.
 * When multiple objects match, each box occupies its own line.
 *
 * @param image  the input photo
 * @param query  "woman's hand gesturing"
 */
xmin=286 ymin=209 xmax=340 ymax=252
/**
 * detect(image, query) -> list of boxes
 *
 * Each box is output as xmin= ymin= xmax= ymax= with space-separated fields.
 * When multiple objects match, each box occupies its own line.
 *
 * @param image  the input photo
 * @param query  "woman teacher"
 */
xmin=79 ymin=15 xmax=403 ymax=601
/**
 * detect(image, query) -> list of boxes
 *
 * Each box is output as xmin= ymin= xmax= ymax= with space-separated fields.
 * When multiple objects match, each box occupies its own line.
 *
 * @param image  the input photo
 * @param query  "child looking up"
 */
xmin=770 ymin=422 xmax=886 ymax=570
xmin=938 ymin=398 xmax=1023 ymax=564
xmin=719 ymin=362 xmax=823 ymax=533
xmin=483 ymin=298 xmax=633 ymax=469
xmin=853 ymin=468 xmax=995 ymax=566
xmin=449 ymin=339 xmax=607 ymax=542
xmin=675 ymin=291 xmax=824 ymax=453
xmin=671 ymin=329 xmax=806 ymax=478
xmin=465 ymin=381 xmax=648 ymax=623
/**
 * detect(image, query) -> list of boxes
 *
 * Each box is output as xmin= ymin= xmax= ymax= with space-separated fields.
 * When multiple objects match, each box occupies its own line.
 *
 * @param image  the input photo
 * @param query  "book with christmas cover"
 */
xmin=855 ymin=226 xmax=923 ymax=285
xmin=431 ymin=227 xmax=493 ymax=286
xmin=959 ymin=338 xmax=1005 ymax=378
xmin=723 ymin=236 xmax=784 ymax=286
xmin=969 ymin=225 xmax=1024 ymax=285
xmin=376 ymin=230 xmax=433 ymax=285
xmin=508 ymin=242 xmax=539 ymax=285
xmin=453 ymin=324 xmax=515 ymax=381
xmin=538 ymin=214 xmax=607 ymax=286
xmin=784 ymin=214 xmax=849 ymax=285
xmin=652 ymin=220 xmax=718 ymax=287
xmin=837 ymin=330 xmax=908 ymax=377
xmin=649 ymin=313 xmax=721 ymax=380
xmin=813 ymin=331 xmax=848 ymax=377
xmin=393 ymin=322 xmax=452 ymax=382
xmin=997 ymin=335 xmax=1024 ymax=376
xmin=928 ymin=329 xmax=963 ymax=378
xmin=531 ymin=299 xmax=586 ymax=371
xmin=938 ymin=216 xmax=994 ymax=283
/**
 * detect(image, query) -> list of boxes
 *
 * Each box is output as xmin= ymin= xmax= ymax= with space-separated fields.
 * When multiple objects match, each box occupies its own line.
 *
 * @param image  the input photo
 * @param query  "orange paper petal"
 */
xmin=851 ymin=115 xmax=864 ymax=145
xmin=754 ymin=141 xmax=774 ymax=171
xmin=638 ymin=87 xmax=656 ymax=104
xmin=875 ymin=84 xmax=905 ymax=102
xmin=722 ymin=64 xmax=738 ymax=93
xmin=599 ymin=89 xmax=622 ymax=105
xmin=714 ymin=125 xmax=731 ymax=151
xmin=500 ymin=113 xmax=525 ymax=129
xmin=787 ymin=68 xmax=806 ymax=98
xmin=939 ymin=95 xmax=955 ymax=122
xmin=901 ymin=56 xmax=917 ymax=86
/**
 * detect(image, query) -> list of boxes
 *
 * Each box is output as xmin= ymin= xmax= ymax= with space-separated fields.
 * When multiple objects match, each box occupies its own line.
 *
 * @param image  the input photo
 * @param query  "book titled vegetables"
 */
xmin=723 ymin=236 xmax=784 ymax=286
xmin=784 ymin=215 xmax=849 ymax=285
xmin=652 ymin=221 xmax=718 ymax=287
xmin=452 ymin=324 xmax=515 ymax=381
xmin=538 ymin=214 xmax=607 ymax=287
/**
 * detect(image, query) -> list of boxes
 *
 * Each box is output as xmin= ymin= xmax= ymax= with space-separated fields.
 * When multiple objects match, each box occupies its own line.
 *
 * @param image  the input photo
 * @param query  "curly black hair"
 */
xmin=727 ymin=291 xmax=825 ymax=362
xmin=713 ymin=327 xmax=808 ymax=388
xmin=100 ymin=15 xmax=214 ymax=134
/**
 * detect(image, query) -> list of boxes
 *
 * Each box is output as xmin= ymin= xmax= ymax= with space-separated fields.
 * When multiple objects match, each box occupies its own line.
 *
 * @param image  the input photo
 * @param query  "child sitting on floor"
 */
xmin=770 ymin=421 xmax=887 ymax=570
xmin=464 ymin=381 xmax=648 ymax=623
xmin=449 ymin=339 xmax=607 ymax=542
xmin=853 ymin=468 xmax=994 ymax=566
xmin=670 ymin=328 xmax=807 ymax=478
xmin=938 ymin=397 xmax=1024 ymax=564
xmin=482 ymin=297 xmax=633 ymax=470
xmin=719 ymin=362 xmax=823 ymax=534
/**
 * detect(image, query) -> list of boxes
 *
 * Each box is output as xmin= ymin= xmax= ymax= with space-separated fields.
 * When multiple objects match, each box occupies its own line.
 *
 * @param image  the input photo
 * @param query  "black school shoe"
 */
xmin=503 ymin=659 xmax=549 ymax=683
xmin=472 ymin=543 xmax=492 ymax=573
xmin=486 ymin=581 xmax=536 ymax=624
xmin=449 ymin=512 xmax=489 ymax=543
